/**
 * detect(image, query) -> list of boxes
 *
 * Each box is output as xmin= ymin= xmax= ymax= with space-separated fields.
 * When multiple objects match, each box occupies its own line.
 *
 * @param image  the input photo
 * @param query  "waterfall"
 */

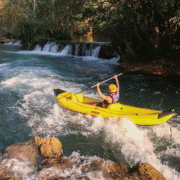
xmin=34 ymin=42 xmax=58 ymax=53
xmin=14 ymin=40 xmax=22 ymax=46
xmin=92 ymin=45 xmax=101 ymax=57
xmin=4 ymin=40 xmax=22 ymax=46
xmin=34 ymin=44 xmax=42 ymax=51
xmin=31 ymin=41 xmax=117 ymax=60
xmin=50 ymin=42 xmax=58 ymax=53
xmin=75 ymin=43 xmax=81 ymax=56
xmin=42 ymin=42 xmax=51 ymax=52
xmin=60 ymin=44 xmax=72 ymax=55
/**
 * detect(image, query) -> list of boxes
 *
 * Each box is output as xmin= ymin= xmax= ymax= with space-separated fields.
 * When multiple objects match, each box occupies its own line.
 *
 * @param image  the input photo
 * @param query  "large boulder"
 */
xmin=34 ymin=137 xmax=63 ymax=158
xmin=0 ymin=137 xmax=63 ymax=180
xmin=4 ymin=138 xmax=39 ymax=165
xmin=0 ymin=138 xmax=166 ymax=180
xmin=130 ymin=163 xmax=166 ymax=180
xmin=3 ymin=137 xmax=63 ymax=164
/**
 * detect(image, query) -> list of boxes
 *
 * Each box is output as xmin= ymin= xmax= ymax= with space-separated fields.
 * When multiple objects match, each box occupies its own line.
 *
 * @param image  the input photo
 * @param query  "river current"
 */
xmin=0 ymin=44 xmax=180 ymax=179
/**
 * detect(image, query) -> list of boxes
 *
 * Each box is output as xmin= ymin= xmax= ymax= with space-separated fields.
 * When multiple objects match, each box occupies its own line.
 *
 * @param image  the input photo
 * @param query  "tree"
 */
xmin=0 ymin=0 xmax=86 ymax=43
xmin=107 ymin=0 xmax=180 ymax=61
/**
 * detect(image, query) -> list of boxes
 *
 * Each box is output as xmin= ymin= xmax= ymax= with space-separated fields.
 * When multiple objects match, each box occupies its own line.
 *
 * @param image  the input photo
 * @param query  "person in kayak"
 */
xmin=94 ymin=75 xmax=120 ymax=108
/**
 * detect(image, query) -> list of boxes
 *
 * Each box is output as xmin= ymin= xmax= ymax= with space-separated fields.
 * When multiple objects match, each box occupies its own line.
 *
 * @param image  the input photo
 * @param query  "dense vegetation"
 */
xmin=0 ymin=0 xmax=180 ymax=68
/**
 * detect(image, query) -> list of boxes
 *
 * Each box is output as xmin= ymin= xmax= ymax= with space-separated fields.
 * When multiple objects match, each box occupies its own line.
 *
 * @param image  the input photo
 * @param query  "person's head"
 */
xmin=108 ymin=84 xmax=116 ymax=94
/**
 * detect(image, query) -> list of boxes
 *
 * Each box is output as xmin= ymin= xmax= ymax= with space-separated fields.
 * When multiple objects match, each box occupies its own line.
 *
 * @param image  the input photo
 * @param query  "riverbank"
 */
xmin=0 ymin=36 xmax=14 ymax=43
xmin=120 ymin=47 xmax=180 ymax=81
xmin=0 ymin=137 xmax=166 ymax=179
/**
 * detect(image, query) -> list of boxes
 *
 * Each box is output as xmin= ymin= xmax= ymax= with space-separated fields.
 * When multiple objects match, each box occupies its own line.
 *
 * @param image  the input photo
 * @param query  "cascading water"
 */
xmin=50 ymin=42 xmax=58 ymax=53
xmin=34 ymin=44 xmax=42 ymax=51
xmin=32 ymin=41 xmax=116 ymax=59
xmin=60 ymin=44 xmax=72 ymax=55
xmin=4 ymin=40 xmax=22 ymax=46
xmin=75 ymin=43 xmax=81 ymax=56
xmin=92 ymin=45 xmax=101 ymax=57
xmin=42 ymin=42 xmax=51 ymax=52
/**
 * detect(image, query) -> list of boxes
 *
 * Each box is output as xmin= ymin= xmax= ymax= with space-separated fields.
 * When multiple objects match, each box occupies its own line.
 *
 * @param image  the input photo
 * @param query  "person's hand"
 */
xmin=97 ymin=83 xmax=100 ymax=87
xmin=114 ymin=75 xmax=118 ymax=80
xmin=91 ymin=83 xmax=100 ymax=89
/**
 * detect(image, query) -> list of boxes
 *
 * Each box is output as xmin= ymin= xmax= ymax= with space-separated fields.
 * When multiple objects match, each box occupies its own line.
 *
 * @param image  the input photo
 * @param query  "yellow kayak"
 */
xmin=54 ymin=88 xmax=177 ymax=125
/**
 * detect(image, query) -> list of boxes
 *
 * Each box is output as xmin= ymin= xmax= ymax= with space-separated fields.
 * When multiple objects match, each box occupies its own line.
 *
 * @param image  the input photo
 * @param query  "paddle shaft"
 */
xmin=78 ymin=73 xmax=123 ymax=94
xmin=57 ymin=73 xmax=124 ymax=100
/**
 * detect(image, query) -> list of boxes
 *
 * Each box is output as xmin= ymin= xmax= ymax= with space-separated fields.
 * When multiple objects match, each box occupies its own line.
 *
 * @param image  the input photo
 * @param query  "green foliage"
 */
xmin=106 ymin=0 xmax=180 ymax=60
xmin=16 ymin=18 xmax=47 ymax=48
xmin=0 ymin=0 xmax=85 ymax=46
xmin=1 ymin=0 xmax=180 ymax=57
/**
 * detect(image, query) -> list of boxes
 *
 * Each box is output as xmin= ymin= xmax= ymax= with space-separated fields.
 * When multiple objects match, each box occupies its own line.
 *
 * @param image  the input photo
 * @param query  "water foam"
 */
xmin=30 ymin=152 xmax=106 ymax=180
xmin=2 ymin=68 xmax=179 ymax=179
xmin=3 ymin=158 xmax=35 ymax=179
xmin=1 ymin=51 xmax=179 ymax=179
xmin=72 ymin=115 xmax=180 ymax=180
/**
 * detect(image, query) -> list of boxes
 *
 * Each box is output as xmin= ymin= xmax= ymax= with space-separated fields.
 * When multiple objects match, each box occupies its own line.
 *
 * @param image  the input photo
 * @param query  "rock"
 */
xmin=89 ymin=160 xmax=130 ymax=179
xmin=3 ymin=137 xmax=63 ymax=162
xmin=34 ymin=137 xmax=63 ymax=158
xmin=4 ymin=138 xmax=39 ymax=166
xmin=99 ymin=44 xmax=116 ymax=59
xmin=0 ymin=137 xmax=63 ymax=179
xmin=130 ymin=163 xmax=166 ymax=180
xmin=0 ymin=166 xmax=15 ymax=180
xmin=36 ymin=158 xmax=166 ymax=180
xmin=1 ymin=138 xmax=39 ymax=180
xmin=104 ymin=161 xmax=130 ymax=179
xmin=38 ymin=157 xmax=73 ymax=171
xmin=0 ymin=138 xmax=166 ymax=179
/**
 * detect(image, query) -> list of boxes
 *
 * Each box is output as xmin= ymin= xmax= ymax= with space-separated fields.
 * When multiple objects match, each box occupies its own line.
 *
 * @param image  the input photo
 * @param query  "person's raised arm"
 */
xmin=114 ymin=75 xmax=120 ymax=92
xmin=97 ymin=83 xmax=110 ymax=101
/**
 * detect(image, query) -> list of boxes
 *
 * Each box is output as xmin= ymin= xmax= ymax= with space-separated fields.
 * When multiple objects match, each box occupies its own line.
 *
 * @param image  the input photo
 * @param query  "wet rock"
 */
xmin=0 ymin=139 xmax=39 ymax=180
xmin=0 ymin=162 xmax=15 ymax=180
xmin=4 ymin=138 xmax=39 ymax=165
xmin=36 ymin=157 xmax=166 ymax=180
xmin=99 ymin=44 xmax=116 ymax=59
xmin=130 ymin=163 xmax=166 ymax=180
xmin=34 ymin=137 xmax=63 ymax=158
xmin=102 ymin=161 xmax=130 ymax=179
xmin=38 ymin=157 xmax=73 ymax=171
xmin=0 ymin=138 xmax=166 ymax=179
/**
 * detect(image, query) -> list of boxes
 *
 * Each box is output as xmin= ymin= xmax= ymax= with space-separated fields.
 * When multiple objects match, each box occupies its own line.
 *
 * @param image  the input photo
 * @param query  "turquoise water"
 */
xmin=0 ymin=45 xmax=180 ymax=179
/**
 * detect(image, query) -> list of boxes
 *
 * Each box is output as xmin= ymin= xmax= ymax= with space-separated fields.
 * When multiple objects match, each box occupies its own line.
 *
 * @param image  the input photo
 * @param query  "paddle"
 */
xmin=77 ymin=72 xmax=124 ymax=94
xmin=56 ymin=72 xmax=124 ymax=100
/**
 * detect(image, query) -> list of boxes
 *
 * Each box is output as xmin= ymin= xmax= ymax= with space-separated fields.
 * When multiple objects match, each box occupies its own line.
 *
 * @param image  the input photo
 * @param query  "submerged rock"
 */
xmin=0 ymin=137 xmax=166 ymax=179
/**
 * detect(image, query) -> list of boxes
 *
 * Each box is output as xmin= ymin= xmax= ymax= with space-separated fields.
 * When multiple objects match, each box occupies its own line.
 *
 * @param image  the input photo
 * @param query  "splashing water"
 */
xmin=0 ymin=46 xmax=179 ymax=179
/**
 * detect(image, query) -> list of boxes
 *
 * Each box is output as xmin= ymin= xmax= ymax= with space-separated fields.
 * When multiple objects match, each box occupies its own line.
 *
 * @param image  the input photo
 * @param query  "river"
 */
xmin=0 ymin=43 xmax=180 ymax=179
